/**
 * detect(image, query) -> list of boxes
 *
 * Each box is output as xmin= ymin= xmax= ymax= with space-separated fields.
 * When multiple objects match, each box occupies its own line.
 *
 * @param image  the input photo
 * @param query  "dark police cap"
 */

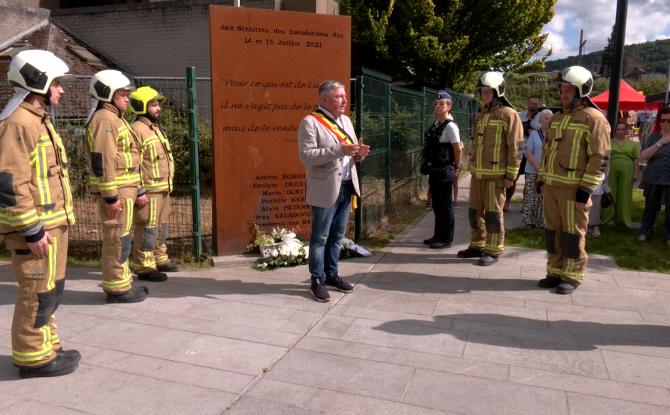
xmin=437 ymin=90 xmax=451 ymax=100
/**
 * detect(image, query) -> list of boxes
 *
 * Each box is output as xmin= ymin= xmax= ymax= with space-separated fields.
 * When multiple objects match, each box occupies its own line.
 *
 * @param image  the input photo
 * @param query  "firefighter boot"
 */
xmin=18 ymin=349 xmax=80 ymax=379
xmin=157 ymin=262 xmax=180 ymax=272
xmin=106 ymin=286 xmax=149 ymax=303
xmin=137 ymin=270 xmax=168 ymax=282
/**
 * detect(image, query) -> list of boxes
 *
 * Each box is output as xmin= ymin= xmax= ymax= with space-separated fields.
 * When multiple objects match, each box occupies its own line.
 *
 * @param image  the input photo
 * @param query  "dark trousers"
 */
xmin=429 ymin=175 xmax=454 ymax=243
xmin=640 ymin=184 xmax=670 ymax=241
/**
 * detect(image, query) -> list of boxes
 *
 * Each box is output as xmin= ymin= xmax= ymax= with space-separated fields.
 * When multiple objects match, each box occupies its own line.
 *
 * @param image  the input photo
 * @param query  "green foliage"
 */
xmin=158 ymin=104 xmax=213 ymax=190
xmin=341 ymin=0 xmax=556 ymax=90
xmin=506 ymin=189 xmax=670 ymax=273
xmin=600 ymin=25 xmax=617 ymax=76
xmin=547 ymin=38 xmax=670 ymax=76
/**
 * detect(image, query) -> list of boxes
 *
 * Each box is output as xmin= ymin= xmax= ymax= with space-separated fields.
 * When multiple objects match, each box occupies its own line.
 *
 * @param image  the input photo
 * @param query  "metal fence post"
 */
xmin=186 ymin=67 xmax=203 ymax=258
xmin=354 ymin=75 xmax=364 ymax=242
xmin=384 ymin=83 xmax=392 ymax=213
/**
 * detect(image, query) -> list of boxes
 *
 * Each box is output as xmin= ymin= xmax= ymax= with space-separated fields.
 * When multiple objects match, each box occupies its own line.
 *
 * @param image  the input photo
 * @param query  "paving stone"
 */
xmin=303 ymin=388 xmax=450 ymax=414
xmin=434 ymin=299 xmax=549 ymax=330
xmin=613 ymin=273 xmax=670 ymax=292
xmin=602 ymin=350 xmax=670 ymax=388
xmin=463 ymin=332 xmax=609 ymax=378
xmin=7 ymin=364 xmax=236 ymax=415
xmin=308 ymin=315 xmax=356 ymax=339
xmin=246 ymin=379 xmax=318 ymax=407
xmin=341 ymin=317 xmax=467 ymax=357
xmin=510 ymin=366 xmax=670 ymax=407
xmin=524 ymin=300 xmax=643 ymax=321
xmin=402 ymin=368 xmax=568 ymax=415
xmin=0 ymin=400 xmax=90 ymax=414
xmin=267 ymin=349 xmax=415 ymax=401
xmin=228 ymin=396 xmax=322 ymax=414
xmin=567 ymin=392 xmax=670 ymax=415
xmin=297 ymin=336 xmax=509 ymax=381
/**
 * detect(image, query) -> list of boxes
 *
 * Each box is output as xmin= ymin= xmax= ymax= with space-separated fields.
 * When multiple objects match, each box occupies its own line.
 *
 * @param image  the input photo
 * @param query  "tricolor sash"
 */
xmin=310 ymin=110 xmax=354 ymax=145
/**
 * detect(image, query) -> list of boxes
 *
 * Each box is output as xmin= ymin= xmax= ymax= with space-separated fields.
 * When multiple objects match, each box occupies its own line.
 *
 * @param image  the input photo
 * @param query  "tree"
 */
xmin=600 ymin=25 xmax=616 ymax=76
xmin=340 ymin=0 xmax=556 ymax=90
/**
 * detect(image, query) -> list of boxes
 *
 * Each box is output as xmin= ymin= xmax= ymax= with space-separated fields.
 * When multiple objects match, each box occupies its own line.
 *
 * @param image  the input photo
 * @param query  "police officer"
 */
xmin=128 ymin=86 xmax=179 ymax=279
xmin=0 ymin=49 xmax=80 ymax=377
xmin=537 ymin=66 xmax=610 ymax=294
xmin=457 ymin=72 xmax=523 ymax=265
xmin=85 ymin=70 xmax=149 ymax=303
xmin=421 ymin=90 xmax=462 ymax=249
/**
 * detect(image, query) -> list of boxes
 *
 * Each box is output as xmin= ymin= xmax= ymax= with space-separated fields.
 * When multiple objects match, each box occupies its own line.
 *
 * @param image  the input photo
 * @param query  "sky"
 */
xmin=540 ymin=0 xmax=670 ymax=60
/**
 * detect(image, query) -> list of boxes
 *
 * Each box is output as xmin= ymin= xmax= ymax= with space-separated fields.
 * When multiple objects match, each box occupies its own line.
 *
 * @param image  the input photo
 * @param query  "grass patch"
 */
xmin=506 ymin=189 xmax=670 ymax=273
xmin=354 ymin=203 xmax=427 ymax=251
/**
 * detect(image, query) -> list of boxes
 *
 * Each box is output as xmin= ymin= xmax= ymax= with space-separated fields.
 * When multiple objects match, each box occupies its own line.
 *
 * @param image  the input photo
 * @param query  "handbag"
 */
xmin=601 ymin=192 xmax=613 ymax=209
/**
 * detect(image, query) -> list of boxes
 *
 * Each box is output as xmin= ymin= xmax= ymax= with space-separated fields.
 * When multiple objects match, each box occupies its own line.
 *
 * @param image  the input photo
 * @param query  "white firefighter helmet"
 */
xmin=89 ymin=70 xmax=133 ymax=102
xmin=7 ymin=49 xmax=69 ymax=95
xmin=129 ymin=86 xmax=164 ymax=115
xmin=477 ymin=72 xmax=506 ymax=97
xmin=557 ymin=66 xmax=593 ymax=98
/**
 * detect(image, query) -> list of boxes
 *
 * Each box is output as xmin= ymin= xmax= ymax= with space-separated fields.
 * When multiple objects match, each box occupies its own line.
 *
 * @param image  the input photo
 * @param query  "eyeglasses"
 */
xmin=660 ymin=118 xmax=670 ymax=123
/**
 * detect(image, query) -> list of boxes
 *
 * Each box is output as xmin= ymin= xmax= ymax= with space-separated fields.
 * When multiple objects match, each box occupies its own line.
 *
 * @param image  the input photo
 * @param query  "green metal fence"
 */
xmin=0 ymin=70 xmax=209 ymax=259
xmin=353 ymin=69 xmax=479 ymax=239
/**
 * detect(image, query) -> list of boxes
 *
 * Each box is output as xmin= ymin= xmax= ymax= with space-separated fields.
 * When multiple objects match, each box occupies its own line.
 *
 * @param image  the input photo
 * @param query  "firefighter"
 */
xmin=85 ymin=70 xmax=150 ymax=303
xmin=537 ymin=66 xmax=610 ymax=294
xmin=457 ymin=72 xmax=523 ymax=266
xmin=0 ymin=49 xmax=80 ymax=377
xmin=128 ymin=86 xmax=179 ymax=278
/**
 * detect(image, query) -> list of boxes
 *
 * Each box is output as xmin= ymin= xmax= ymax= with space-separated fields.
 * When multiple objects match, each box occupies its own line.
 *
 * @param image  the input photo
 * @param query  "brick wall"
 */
xmin=52 ymin=0 xmax=275 ymax=77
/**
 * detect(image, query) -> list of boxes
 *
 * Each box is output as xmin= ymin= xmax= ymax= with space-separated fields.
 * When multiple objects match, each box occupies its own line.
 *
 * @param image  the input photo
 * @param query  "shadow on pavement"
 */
xmin=373 ymin=314 xmax=670 ymax=351
xmin=358 ymin=271 xmax=539 ymax=294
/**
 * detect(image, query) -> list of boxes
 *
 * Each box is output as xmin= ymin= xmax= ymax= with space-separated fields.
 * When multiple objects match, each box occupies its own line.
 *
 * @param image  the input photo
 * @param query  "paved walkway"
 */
xmin=1 ymin=177 xmax=670 ymax=414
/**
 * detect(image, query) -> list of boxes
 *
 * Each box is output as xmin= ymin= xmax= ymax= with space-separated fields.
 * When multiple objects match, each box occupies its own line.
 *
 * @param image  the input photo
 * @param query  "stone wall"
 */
xmin=52 ymin=0 xmax=275 ymax=77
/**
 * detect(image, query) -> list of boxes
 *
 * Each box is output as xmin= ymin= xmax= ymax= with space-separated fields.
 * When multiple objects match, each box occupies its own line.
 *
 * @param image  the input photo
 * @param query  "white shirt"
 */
xmin=437 ymin=119 xmax=461 ymax=144
xmin=319 ymin=106 xmax=352 ymax=181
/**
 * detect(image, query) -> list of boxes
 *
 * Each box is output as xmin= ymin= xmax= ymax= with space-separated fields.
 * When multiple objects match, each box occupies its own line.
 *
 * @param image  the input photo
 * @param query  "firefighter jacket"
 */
xmin=470 ymin=103 xmax=524 ymax=180
xmin=0 ymin=102 xmax=75 ymax=240
xmin=131 ymin=116 xmax=174 ymax=193
xmin=86 ymin=103 xmax=143 ymax=202
xmin=539 ymin=106 xmax=610 ymax=191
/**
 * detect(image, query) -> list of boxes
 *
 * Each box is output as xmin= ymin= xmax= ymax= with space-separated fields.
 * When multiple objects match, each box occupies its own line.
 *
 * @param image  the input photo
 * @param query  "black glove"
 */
xmin=575 ymin=188 xmax=591 ymax=204
xmin=536 ymin=181 xmax=544 ymax=195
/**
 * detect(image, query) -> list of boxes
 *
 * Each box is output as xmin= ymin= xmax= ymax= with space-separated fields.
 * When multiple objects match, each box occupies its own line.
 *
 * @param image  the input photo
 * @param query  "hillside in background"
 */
xmin=545 ymin=38 xmax=670 ymax=74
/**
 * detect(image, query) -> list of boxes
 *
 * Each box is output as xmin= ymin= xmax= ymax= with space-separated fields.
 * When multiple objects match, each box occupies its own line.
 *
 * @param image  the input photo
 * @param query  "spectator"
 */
xmin=521 ymin=108 xmax=552 ymax=228
xmin=603 ymin=121 xmax=639 ymax=228
xmin=505 ymin=96 xmax=541 ymax=212
xmin=588 ymin=178 xmax=610 ymax=238
xmin=638 ymin=106 xmax=670 ymax=244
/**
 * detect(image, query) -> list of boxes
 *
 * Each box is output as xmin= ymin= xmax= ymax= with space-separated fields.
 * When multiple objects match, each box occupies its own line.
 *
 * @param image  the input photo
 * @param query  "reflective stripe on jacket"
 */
xmin=470 ymin=104 xmax=523 ymax=179
xmin=539 ymin=106 xmax=610 ymax=190
xmin=131 ymin=116 xmax=174 ymax=193
xmin=0 ymin=102 xmax=75 ymax=237
xmin=86 ymin=103 xmax=142 ymax=199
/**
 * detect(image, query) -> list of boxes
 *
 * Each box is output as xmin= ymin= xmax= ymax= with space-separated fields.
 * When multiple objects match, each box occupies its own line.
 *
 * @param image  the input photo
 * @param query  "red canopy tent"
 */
xmin=591 ymin=79 xmax=658 ymax=111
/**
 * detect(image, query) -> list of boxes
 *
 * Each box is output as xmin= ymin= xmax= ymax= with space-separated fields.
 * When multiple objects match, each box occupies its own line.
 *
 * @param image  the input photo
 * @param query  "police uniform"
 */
xmin=422 ymin=119 xmax=457 ymax=246
xmin=130 ymin=115 xmax=175 ymax=274
xmin=539 ymin=106 xmax=610 ymax=286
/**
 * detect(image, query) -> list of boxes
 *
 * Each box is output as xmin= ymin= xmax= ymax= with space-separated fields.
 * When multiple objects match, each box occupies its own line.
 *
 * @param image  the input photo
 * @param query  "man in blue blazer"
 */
xmin=298 ymin=80 xmax=370 ymax=302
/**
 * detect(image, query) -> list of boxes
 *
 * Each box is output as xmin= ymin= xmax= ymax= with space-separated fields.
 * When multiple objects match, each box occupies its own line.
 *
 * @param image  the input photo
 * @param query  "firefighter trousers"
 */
xmin=131 ymin=192 xmax=171 ymax=273
xmin=542 ymin=185 xmax=590 ymax=285
xmin=468 ymin=176 xmax=506 ymax=256
xmin=6 ymin=225 xmax=68 ymax=367
xmin=96 ymin=187 xmax=137 ymax=293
